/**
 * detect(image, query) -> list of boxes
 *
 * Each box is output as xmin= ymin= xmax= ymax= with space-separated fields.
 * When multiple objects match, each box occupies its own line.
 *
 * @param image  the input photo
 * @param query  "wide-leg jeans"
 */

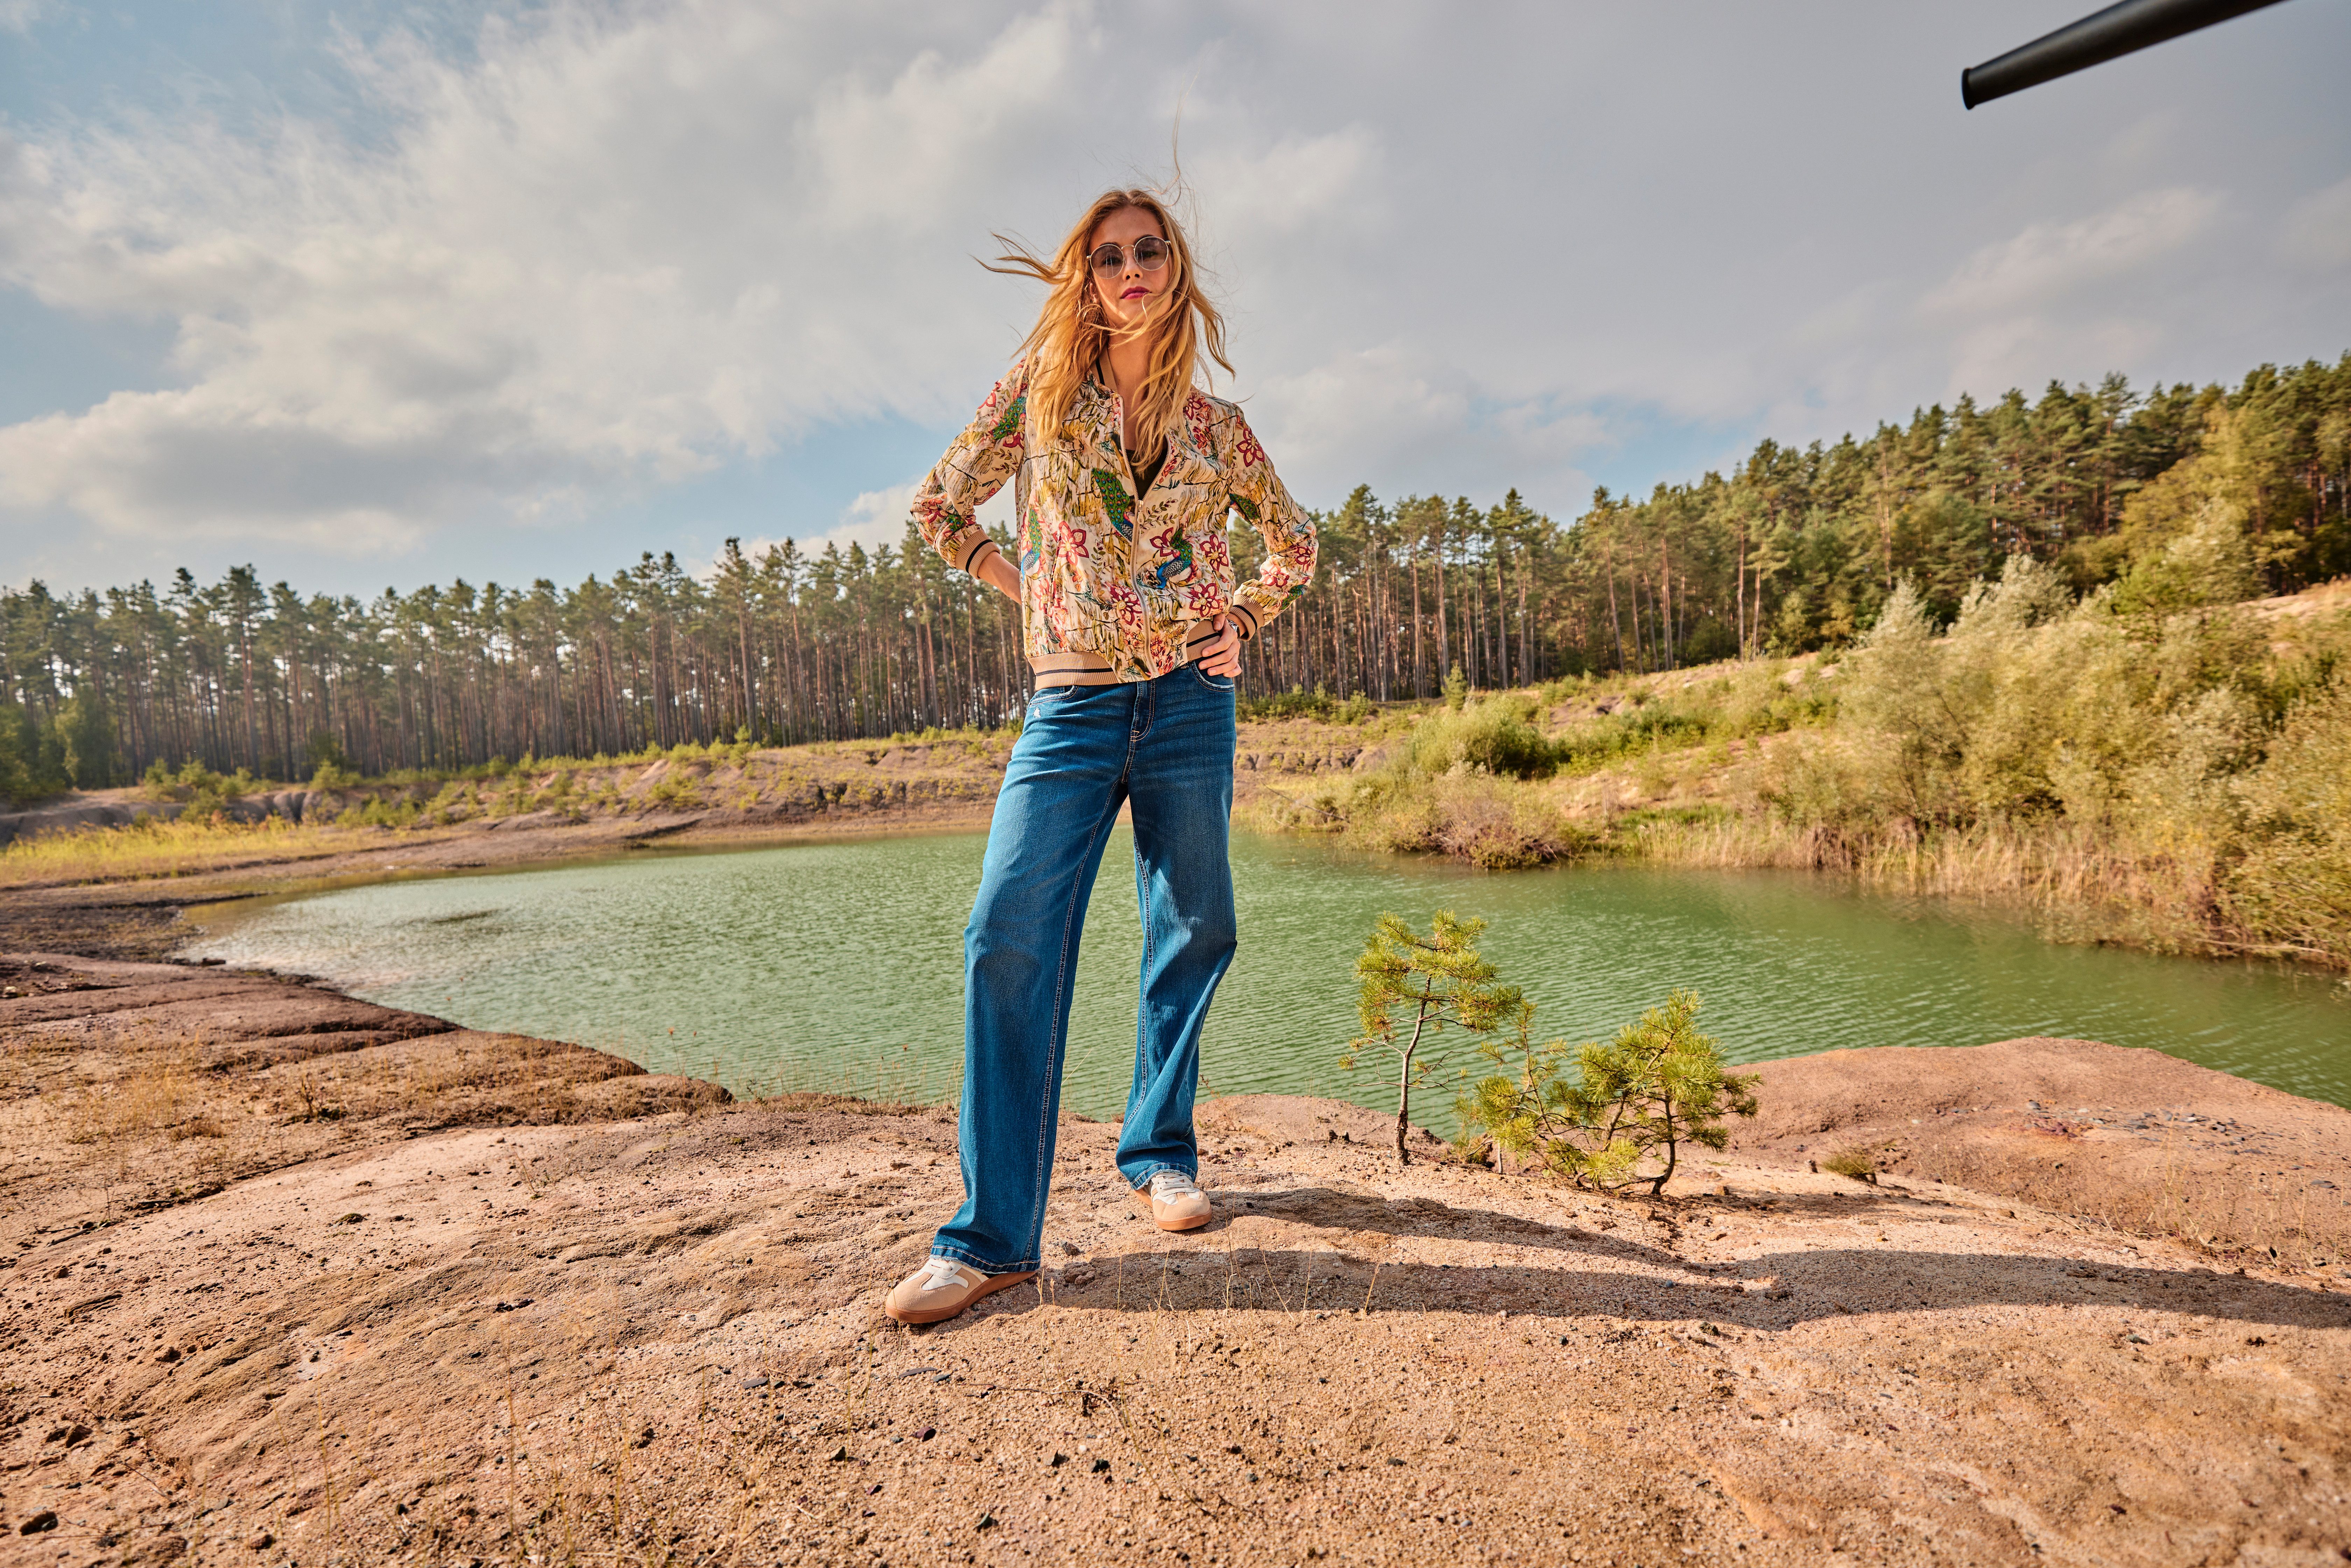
xmin=929 ymin=661 xmax=1238 ymax=1276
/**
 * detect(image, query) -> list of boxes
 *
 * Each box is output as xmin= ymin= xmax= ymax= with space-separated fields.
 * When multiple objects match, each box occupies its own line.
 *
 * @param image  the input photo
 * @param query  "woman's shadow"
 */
xmin=976 ymin=1184 xmax=2350 ymax=1331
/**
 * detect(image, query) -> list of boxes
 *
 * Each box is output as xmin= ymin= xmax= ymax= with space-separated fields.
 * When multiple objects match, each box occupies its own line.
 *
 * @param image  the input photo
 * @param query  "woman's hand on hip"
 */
xmin=1197 ymin=614 xmax=1242 ymax=678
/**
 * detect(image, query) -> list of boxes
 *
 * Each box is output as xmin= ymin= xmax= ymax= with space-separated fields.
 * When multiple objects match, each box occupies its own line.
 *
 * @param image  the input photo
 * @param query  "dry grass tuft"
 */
xmin=1820 ymin=1146 xmax=1880 ymax=1183
xmin=60 ymin=1034 xmax=207 ymax=1144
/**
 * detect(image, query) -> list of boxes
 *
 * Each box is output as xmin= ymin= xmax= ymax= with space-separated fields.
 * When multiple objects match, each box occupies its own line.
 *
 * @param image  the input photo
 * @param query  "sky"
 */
xmin=2 ymin=0 xmax=2347 ymax=600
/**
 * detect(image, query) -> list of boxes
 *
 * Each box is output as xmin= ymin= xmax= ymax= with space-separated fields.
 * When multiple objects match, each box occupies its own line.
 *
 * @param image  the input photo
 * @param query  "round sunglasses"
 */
xmin=1088 ymin=235 xmax=1170 ymax=278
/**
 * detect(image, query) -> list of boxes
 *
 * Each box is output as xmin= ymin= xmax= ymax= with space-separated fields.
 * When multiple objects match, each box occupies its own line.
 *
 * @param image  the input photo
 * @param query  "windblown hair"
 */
xmin=987 ymin=188 xmax=1231 ymax=459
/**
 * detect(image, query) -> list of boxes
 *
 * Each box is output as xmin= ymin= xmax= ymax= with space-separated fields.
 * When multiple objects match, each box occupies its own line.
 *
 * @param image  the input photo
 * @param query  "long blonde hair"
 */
xmin=987 ymin=188 xmax=1231 ymax=457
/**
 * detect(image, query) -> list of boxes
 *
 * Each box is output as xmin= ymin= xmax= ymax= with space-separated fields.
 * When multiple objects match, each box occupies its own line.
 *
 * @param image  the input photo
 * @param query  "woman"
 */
xmin=885 ymin=188 xmax=1318 ymax=1325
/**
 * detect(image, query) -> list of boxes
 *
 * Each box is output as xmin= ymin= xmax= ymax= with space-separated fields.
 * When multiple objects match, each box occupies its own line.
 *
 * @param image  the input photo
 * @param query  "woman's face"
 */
xmin=1088 ymin=206 xmax=1172 ymax=331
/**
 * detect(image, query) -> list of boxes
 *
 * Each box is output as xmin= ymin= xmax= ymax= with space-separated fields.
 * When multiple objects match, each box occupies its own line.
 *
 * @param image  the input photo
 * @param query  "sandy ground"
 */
xmin=1729 ymin=1039 xmax=2351 ymax=1271
xmin=4 ymin=958 xmax=2350 ymax=1567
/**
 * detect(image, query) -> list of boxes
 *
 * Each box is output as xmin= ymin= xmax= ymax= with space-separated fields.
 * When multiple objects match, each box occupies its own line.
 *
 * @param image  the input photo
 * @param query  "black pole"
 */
xmin=1962 ymin=0 xmax=2292 ymax=107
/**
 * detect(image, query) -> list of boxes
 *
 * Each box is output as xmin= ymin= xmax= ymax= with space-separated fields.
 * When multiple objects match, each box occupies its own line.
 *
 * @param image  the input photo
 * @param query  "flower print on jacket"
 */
xmin=909 ymin=359 xmax=1319 ymax=683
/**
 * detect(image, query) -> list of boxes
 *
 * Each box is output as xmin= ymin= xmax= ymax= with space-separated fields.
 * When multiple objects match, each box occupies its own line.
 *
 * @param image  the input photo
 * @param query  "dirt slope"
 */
xmin=3 ymin=991 xmax=2347 ymax=1567
xmin=1726 ymin=1037 xmax=2351 ymax=1269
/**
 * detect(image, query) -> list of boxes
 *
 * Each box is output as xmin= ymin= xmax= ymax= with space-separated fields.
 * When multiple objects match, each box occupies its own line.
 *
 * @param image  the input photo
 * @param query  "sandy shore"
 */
xmin=3 ymin=951 xmax=2349 ymax=1566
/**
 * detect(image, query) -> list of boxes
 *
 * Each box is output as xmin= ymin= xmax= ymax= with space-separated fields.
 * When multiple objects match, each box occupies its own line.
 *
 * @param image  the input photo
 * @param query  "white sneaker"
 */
xmin=1134 ymin=1170 xmax=1212 ymax=1232
xmin=884 ymin=1256 xmax=1035 ymax=1325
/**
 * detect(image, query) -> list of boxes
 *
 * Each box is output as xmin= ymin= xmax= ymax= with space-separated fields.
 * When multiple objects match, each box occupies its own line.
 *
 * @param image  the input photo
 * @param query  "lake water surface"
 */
xmin=179 ymin=831 xmax=2351 ymax=1122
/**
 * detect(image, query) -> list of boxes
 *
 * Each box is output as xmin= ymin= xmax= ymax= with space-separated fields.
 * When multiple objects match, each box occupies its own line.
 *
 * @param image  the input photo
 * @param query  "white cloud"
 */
xmin=1256 ymin=346 xmax=1604 ymax=511
xmin=700 ymin=474 xmax=1013 ymax=575
xmin=802 ymin=5 xmax=1093 ymax=233
xmin=0 ymin=4 xmax=1102 ymax=549
xmin=1190 ymin=123 xmax=1382 ymax=243
xmin=2281 ymin=177 xmax=2351 ymax=273
xmin=0 ymin=1 xmax=1441 ymax=557
xmin=824 ymin=480 xmax=924 ymax=553
xmin=1922 ymin=188 xmax=2222 ymax=317
xmin=1 ymin=0 xmax=2345 ymax=588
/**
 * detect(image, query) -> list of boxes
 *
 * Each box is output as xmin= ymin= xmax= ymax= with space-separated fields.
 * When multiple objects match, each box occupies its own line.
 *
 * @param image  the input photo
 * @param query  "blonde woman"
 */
xmin=884 ymin=189 xmax=1318 ymax=1324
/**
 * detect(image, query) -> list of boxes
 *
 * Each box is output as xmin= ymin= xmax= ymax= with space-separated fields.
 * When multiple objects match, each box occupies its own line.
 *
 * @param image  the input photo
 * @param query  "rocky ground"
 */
xmin=3 ymin=956 xmax=2349 ymax=1567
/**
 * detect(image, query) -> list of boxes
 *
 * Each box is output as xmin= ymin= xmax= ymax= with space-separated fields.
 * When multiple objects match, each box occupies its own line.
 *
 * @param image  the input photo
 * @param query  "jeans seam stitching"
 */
xmin=1028 ymin=786 xmax=1124 ymax=1266
xmin=1134 ymin=828 xmax=1156 ymax=1146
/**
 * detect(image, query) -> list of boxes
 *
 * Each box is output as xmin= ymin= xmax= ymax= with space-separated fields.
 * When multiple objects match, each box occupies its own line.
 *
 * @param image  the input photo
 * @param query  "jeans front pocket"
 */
xmin=1189 ymin=662 xmax=1236 ymax=693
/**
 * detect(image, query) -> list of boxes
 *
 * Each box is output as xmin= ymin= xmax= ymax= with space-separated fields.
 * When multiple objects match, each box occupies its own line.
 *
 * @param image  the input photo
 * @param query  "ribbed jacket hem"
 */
xmin=1031 ymin=623 xmax=1222 ymax=687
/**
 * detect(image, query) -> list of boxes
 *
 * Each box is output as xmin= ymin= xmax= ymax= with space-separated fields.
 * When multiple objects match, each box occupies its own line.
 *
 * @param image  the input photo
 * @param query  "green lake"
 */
xmin=178 ymin=831 xmax=2351 ymax=1122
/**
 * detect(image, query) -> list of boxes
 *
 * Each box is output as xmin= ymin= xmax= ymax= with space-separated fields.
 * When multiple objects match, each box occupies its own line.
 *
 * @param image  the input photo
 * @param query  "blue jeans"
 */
xmin=930 ymin=662 xmax=1239 ymax=1276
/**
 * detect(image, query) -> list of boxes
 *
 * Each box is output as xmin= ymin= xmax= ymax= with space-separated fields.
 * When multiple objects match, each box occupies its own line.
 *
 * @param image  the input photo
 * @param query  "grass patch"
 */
xmin=0 ymin=814 xmax=359 ymax=889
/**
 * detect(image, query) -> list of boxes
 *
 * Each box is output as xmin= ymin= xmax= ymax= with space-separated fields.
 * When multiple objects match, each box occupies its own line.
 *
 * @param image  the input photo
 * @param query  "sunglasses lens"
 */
xmin=1089 ymin=237 xmax=1170 ymax=277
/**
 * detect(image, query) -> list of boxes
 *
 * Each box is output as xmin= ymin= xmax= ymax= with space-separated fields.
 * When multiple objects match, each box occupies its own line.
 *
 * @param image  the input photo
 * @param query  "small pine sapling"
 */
xmin=1465 ymin=989 xmax=1759 ymax=1195
xmin=1570 ymin=990 xmax=1759 ymax=1193
xmin=1460 ymin=998 xmax=1581 ymax=1176
xmin=1344 ymin=911 xmax=1517 ymax=1166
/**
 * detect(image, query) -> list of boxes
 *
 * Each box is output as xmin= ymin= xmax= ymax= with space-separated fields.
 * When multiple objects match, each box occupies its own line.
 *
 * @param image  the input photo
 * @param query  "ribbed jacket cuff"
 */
xmin=1229 ymin=600 xmax=1263 ymax=641
xmin=954 ymin=536 xmax=1004 ymax=577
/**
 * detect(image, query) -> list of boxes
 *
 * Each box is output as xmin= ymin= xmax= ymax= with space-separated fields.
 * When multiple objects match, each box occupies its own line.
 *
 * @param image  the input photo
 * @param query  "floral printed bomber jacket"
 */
xmin=909 ymin=359 xmax=1319 ymax=684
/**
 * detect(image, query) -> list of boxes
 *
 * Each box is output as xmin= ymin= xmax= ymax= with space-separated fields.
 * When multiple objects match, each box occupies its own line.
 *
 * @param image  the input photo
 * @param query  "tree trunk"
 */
xmin=1394 ymin=1038 xmax=1416 ymax=1167
xmin=1650 ymin=1101 xmax=1679 ymax=1196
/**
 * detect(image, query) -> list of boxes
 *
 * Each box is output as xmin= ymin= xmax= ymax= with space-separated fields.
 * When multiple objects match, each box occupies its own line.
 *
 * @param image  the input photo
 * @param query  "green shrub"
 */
xmin=57 ymin=693 xmax=117 ymax=789
xmin=0 ymin=700 xmax=69 ymax=808
xmin=141 ymin=760 xmax=261 ymax=817
xmin=305 ymin=728 xmax=350 ymax=777
xmin=2226 ymin=672 xmax=2351 ymax=965
xmin=1242 ymin=683 xmax=1335 ymax=721
xmin=338 ymin=796 xmax=419 ymax=829
xmin=1545 ymin=663 xmax=1833 ymax=775
xmin=1334 ymin=769 xmax=1581 ymax=869
xmin=1388 ymin=695 xmax=1555 ymax=781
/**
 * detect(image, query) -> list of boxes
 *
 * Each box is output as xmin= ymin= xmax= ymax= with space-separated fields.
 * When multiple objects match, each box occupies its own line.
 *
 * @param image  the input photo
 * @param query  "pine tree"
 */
xmin=1343 ymin=912 xmax=1517 ymax=1166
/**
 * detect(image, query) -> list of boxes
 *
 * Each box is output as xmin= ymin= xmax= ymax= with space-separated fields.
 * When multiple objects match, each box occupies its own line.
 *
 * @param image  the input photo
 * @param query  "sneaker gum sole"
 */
xmin=884 ymin=1267 xmax=1037 ymax=1326
xmin=1134 ymin=1193 xmax=1213 ymax=1233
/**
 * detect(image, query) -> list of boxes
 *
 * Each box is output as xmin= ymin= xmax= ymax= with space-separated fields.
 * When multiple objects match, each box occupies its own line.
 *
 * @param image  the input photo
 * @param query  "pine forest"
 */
xmin=2 ymin=353 xmax=2346 ymax=803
